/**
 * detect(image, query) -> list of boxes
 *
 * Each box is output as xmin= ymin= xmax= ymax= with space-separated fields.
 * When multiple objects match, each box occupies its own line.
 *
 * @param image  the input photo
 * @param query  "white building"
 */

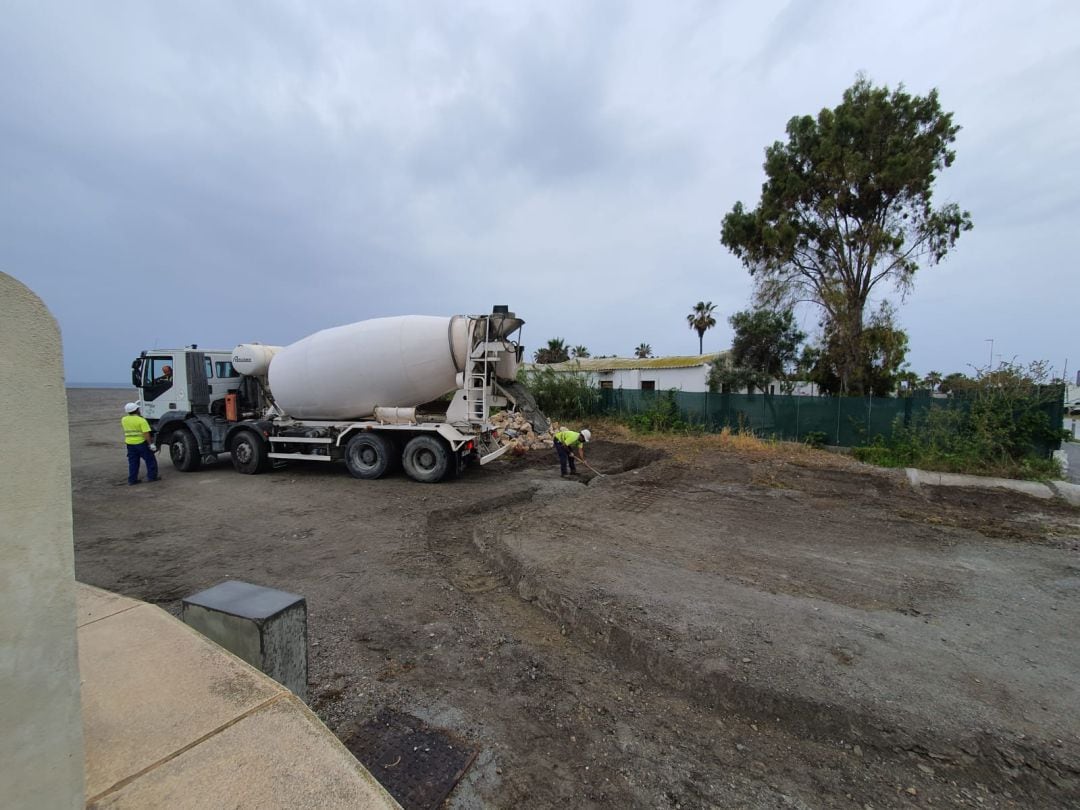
xmin=530 ymin=353 xmax=820 ymax=395
xmin=532 ymin=354 xmax=726 ymax=393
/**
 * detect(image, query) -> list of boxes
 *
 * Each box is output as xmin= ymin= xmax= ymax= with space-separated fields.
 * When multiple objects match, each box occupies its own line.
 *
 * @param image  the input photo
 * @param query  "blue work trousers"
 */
xmin=126 ymin=443 xmax=158 ymax=484
xmin=554 ymin=440 xmax=577 ymax=475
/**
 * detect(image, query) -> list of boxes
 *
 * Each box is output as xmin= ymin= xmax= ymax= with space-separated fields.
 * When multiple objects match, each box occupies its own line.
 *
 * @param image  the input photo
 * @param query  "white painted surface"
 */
xmin=230 ymin=343 xmax=282 ymax=377
xmin=595 ymin=365 xmax=710 ymax=392
xmin=268 ymin=315 xmax=468 ymax=420
xmin=0 ymin=273 xmax=85 ymax=808
xmin=546 ymin=357 xmax=817 ymax=395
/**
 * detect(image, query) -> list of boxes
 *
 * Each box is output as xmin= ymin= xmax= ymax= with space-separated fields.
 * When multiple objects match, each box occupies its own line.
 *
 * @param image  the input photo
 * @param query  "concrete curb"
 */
xmin=1048 ymin=480 xmax=1080 ymax=507
xmin=904 ymin=467 xmax=1080 ymax=504
xmin=77 ymin=584 xmax=400 ymax=809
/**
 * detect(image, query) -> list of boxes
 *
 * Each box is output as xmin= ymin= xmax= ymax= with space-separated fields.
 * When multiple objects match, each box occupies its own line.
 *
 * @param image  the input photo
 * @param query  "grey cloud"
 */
xmin=0 ymin=1 xmax=1076 ymax=381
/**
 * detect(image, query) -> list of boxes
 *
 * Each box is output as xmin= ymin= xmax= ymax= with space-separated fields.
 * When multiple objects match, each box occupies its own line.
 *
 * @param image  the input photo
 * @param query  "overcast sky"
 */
xmin=3 ymin=1 xmax=1077 ymax=383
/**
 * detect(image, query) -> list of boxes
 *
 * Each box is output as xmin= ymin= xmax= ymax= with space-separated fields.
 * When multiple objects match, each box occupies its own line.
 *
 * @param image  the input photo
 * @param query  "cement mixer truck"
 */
xmin=129 ymin=306 xmax=527 ymax=483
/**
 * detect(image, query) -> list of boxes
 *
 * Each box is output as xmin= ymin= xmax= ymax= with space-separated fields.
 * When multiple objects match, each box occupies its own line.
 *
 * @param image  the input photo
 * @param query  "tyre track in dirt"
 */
xmin=423 ymin=465 xmax=1079 ymax=807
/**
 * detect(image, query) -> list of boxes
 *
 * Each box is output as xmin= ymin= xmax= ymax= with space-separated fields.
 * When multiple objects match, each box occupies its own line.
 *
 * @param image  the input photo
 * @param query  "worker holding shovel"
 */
xmin=553 ymin=428 xmax=590 ymax=476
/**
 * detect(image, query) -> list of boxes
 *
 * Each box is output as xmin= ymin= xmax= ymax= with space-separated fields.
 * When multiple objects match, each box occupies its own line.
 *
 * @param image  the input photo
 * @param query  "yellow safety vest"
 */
xmin=554 ymin=430 xmax=581 ymax=447
xmin=122 ymin=414 xmax=150 ymax=445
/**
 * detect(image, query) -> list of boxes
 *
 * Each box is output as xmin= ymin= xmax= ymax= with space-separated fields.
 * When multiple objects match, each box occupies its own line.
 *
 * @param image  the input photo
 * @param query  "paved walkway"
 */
xmin=77 ymin=584 xmax=399 ymax=809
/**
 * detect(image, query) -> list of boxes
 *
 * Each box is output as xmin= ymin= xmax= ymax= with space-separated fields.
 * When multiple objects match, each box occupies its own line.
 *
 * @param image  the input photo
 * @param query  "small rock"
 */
xmin=741 ymin=657 xmax=751 ymax=663
xmin=906 ymin=786 xmax=918 ymax=795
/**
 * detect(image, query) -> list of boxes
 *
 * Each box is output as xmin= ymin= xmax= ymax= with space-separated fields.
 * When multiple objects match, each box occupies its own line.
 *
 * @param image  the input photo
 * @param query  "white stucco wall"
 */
xmin=0 ymin=273 xmax=85 ymax=808
xmin=596 ymin=366 xmax=710 ymax=392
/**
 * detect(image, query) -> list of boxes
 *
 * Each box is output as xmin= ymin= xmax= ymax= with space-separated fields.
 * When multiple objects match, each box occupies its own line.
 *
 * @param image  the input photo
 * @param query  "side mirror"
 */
xmin=131 ymin=359 xmax=142 ymax=388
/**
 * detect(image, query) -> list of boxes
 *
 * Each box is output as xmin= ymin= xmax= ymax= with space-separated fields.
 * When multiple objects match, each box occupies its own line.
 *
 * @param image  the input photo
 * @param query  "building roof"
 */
xmin=533 ymin=353 xmax=728 ymax=372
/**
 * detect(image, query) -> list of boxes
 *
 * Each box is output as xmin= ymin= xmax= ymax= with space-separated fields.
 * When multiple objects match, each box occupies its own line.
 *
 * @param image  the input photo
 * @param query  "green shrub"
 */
xmin=802 ymin=430 xmax=828 ymax=448
xmin=851 ymin=444 xmax=897 ymax=466
xmin=853 ymin=362 xmax=1065 ymax=480
xmin=520 ymin=366 xmax=600 ymax=421
xmin=625 ymin=390 xmax=704 ymax=435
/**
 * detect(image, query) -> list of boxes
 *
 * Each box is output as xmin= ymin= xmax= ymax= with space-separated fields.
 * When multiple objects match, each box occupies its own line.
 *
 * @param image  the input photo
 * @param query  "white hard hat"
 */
xmin=580 ymin=429 xmax=591 ymax=442
xmin=124 ymin=402 xmax=139 ymax=413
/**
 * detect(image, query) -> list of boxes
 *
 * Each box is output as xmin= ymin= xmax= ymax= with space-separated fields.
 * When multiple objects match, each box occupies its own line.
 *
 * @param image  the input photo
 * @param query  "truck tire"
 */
xmin=402 ymin=435 xmax=450 ymax=483
xmin=344 ymin=433 xmax=393 ymax=479
xmin=169 ymin=427 xmax=202 ymax=472
xmin=229 ymin=430 xmax=269 ymax=475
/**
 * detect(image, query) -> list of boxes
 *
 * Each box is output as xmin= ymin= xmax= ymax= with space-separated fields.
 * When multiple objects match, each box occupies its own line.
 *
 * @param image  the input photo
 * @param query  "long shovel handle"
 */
xmin=580 ymin=458 xmax=606 ymax=477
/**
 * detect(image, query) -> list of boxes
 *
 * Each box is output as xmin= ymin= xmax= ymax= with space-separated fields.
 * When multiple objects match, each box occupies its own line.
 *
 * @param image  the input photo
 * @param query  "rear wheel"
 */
xmin=229 ymin=430 xmax=269 ymax=475
xmin=402 ymin=435 xmax=450 ymax=483
xmin=169 ymin=428 xmax=202 ymax=472
xmin=344 ymin=433 xmax=393 ymax=479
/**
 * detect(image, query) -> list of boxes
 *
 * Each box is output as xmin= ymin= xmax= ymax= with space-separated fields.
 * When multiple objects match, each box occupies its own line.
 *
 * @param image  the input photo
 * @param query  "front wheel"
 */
xmin=402 ymin=435 xmax=450 ymax=483
xmin=344 ymin=433 xmax=394 ymax=479
xmin=169 ymin=427 xmax=202 ymax=472
xmin=229 ymin=431 xmax=270 ymax=475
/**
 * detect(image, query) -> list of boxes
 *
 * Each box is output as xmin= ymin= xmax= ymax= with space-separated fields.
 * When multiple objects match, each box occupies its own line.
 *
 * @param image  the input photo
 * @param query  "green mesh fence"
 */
xmin=594 ymin=388 xmax=1064 ymax=453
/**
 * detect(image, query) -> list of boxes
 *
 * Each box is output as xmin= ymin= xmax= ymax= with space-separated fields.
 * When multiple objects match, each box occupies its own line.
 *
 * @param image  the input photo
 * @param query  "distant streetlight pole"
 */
xmin=985 ymin=338 xmax=994 ymax=370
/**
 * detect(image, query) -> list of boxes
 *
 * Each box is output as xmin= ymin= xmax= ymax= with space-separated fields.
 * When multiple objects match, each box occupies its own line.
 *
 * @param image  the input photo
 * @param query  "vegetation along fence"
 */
xmin=593 ymin=389 xmax=1065 ymax=455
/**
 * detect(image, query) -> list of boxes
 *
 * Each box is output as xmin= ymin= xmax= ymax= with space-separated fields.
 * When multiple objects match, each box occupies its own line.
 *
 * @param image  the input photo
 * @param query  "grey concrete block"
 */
xmin=1049 ymin=480 xmax=1080 ymax=507
xmin=905 ymin=467 xmax=1054 ymax=499
xmin=182 ymin=581 xmax=307 ymax=701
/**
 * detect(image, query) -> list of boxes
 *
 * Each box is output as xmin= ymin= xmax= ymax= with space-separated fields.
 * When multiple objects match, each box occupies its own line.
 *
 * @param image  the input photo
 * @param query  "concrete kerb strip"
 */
xmin=1048 ymin=480 xmax=1080 ymax=507
xmin=904 ymin=467 xmax=1079 ymax=504
xmin=77 ymin=584 xmax=400 ymax=810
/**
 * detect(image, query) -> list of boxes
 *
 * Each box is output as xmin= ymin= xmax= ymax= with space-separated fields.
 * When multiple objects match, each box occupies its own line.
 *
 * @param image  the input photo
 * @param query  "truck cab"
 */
xmin=131 ymin=348 xmax=241 ymax=421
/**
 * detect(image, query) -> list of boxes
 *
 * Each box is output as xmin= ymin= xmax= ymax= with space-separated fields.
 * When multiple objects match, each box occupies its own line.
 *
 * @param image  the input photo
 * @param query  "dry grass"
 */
xmin=586 ymin=418 xmax=860 ymax=471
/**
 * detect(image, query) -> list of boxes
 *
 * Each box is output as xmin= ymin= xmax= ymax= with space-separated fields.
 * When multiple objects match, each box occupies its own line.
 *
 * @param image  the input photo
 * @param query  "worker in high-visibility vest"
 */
xmin=552 ymin=428 xmax=591 ymax=476
xmin=122 ymin=402 xmax=159 ymax=485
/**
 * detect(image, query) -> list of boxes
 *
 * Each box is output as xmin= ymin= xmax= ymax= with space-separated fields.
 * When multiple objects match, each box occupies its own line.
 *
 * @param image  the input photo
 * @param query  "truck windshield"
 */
xmin=142 ymin=356 xmax=174 ymax=401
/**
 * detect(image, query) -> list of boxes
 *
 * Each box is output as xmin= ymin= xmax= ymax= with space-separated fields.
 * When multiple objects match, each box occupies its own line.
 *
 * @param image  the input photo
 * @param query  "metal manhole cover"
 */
xmin=345 ymin=709 xmax=479 ymax=810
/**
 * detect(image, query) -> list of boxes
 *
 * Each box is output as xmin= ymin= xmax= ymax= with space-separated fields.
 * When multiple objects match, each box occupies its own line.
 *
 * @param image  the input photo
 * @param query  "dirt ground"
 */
xmin=69 ymin=389 xmax=1080 ymax=809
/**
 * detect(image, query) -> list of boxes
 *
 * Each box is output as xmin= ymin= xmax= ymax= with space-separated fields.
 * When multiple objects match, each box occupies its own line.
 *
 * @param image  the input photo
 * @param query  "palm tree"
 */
xmin=896 ymin=370 xmax=921 ymax=396
xmin=634 ymin=343 xmax=653 ymax=359
xmin=686 ymin=301 xmax=717 ymax=354
xmin=533 ymin=337 xmax=569 ymax=364
xmin=571 ymin=345 xmax=590 ymax=359
xmin=923 ymin=370 xmax=942 ymax=392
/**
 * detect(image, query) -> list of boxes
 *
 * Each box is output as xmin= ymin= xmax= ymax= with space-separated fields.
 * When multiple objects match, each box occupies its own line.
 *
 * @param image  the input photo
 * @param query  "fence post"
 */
xmin=795 ymin=394 xmax=801 ymax=441
xmin=866 ymin=394 xmax=872 ymax=445
xmin=835 ymin=396 xmax=841 ymax=445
